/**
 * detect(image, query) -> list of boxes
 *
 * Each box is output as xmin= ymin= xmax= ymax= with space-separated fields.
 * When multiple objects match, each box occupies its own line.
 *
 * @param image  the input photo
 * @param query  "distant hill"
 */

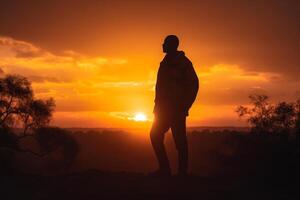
xmin=65 ymin=126 xmax=250 ymax=133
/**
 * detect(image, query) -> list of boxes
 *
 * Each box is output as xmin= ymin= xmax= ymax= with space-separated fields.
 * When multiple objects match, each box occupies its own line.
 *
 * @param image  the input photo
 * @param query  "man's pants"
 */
xmin=150 ymin=113 xmax=188 ymax=174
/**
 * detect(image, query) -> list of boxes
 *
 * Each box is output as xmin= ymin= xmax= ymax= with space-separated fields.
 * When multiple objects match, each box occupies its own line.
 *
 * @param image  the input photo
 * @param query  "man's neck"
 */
xmin=166 ymin=50 xmax=178 ymax=56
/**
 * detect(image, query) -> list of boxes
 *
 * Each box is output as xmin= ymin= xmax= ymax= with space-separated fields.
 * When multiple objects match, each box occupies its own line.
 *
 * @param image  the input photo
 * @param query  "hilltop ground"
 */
xmin=1 ymin=128 xmax=300 ymax=199
xmin=1 ymin=169 xmax=298 ymax=200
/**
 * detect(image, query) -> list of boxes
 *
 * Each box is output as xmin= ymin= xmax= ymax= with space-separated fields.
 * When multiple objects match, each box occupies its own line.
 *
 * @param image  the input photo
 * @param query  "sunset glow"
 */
xmin=0 ymin=1 xmax=299 ymax=128
xmin=1 ymin=2 xmax=299 ymax=198
xmin=133 ymin=113 xmax=148 ymax=122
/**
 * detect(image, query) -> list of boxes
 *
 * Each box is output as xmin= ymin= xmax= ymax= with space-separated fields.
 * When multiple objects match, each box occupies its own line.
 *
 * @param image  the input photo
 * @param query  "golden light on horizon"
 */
xmin=133 ymin=112 xmax=148 ymax=122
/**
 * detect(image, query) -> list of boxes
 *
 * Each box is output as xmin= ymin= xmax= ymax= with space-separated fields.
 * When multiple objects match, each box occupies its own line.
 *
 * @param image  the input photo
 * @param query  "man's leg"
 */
xmin=171 ymin=115 xmax=188 ymax=175
xmin=150 ymin=115 xmax=171 ymax=173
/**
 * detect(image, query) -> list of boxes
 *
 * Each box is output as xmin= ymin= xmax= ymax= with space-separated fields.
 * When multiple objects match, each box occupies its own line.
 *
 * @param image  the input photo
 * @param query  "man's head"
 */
xmin=163 ymin=35 xmax=179 ymax=53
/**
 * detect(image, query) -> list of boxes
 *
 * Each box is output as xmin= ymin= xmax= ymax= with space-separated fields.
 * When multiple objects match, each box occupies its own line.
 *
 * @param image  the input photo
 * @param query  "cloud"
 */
xmin=196 ymin=64 xmax=300 ymax=106
xmin=28 ymin=75 xmax=62 ymax=83
xmin=0 ymin=36 xmax=128 ymax=83
xmin=1 ymin=36 xmax=299 ymax=127
xmin=109 ymin=112 xmax=133 ymax=120
xmin=0 ymin=37 xmax=46 ymax=58
xmin=98 ymin=81 xmax=151 ymax=88
xmin=109 ymin=111 xmax=150 ymax=122
xmin=0 ymin=36 xmax=137 ymax=112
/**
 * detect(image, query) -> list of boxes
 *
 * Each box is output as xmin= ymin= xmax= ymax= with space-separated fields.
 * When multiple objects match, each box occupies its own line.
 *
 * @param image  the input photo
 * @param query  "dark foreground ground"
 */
xmin=1 ymin=170 xmax=299 ymax=200
xmin=2 ymin=128 xmax=300 ymax=199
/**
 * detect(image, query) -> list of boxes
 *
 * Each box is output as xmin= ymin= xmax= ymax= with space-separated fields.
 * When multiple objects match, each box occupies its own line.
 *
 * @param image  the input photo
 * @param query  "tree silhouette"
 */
xmin=19 ymin=98 xmax=55 ymax=136
xmin=0 ymin=74 xmax=78 ymax=174
xmin=0 ymin=74 xmax=55 ymax=136
xmin=236 ymin=94 xmax=274 ymax=134
xmin=273 ymin=102 xmax=296 ymax=135
xmin=0 ymin=74 xmax=33 ymax=127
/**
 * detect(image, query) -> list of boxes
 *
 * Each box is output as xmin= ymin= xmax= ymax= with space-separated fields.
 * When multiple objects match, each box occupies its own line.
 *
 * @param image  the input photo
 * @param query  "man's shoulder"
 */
xmin=181 ymin=55 xmax=193 ymax=68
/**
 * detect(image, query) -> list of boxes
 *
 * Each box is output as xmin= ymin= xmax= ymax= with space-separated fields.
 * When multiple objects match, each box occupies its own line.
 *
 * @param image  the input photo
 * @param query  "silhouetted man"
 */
xmin=150 ymin=35 xmax=199 ymax=177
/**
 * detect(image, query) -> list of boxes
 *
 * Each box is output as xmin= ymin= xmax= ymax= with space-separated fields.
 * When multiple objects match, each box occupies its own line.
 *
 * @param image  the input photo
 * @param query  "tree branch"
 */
xmin=0 ymin=96 xmax=14 ymax=125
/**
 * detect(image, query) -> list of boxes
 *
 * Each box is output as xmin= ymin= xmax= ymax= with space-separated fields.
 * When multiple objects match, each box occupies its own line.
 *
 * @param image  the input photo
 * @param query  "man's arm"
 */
xmin=153 ymin=65 xmax=162 ymax=114
xmin=184 ymin=60 xmax=199 ymax=112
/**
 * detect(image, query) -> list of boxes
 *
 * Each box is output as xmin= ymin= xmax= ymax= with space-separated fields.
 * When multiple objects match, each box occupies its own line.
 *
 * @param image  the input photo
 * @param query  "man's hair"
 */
xmin=165 ymin=35 xmax=179 ymax=49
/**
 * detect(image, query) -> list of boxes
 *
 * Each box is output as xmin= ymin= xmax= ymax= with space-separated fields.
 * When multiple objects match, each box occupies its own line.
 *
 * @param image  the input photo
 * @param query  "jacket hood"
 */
xmin=162 ymin=51 xmax=186 ymax=65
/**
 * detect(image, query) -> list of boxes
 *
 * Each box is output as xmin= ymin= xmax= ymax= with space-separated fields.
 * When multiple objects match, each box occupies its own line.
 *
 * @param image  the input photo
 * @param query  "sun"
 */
xmin=133 ymin=112 xmax=147 ymax=122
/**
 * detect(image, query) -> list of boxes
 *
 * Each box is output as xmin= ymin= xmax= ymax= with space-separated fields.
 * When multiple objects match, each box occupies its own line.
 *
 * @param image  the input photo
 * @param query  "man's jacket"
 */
xmin=154 ymin=51 xmax=199 ymax=116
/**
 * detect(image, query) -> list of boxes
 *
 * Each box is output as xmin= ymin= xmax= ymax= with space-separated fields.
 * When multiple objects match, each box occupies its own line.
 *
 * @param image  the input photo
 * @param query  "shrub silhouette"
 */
xmin=236 ymin=94 xmax=300 ymax=135
xmin=36 ymin=127 xmax=79 ymax=171
xmin=0 ymin=127 xmax=17 ymax=174
xmin=220 ymin=95 xmax=300 ymax=178
xmin=295 ymin=100 xmax=300 ymax=135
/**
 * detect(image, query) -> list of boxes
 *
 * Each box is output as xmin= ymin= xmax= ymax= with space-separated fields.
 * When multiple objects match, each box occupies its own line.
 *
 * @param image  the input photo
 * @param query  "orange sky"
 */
xmin=0 ymin=0 xmax=299 ymax=128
